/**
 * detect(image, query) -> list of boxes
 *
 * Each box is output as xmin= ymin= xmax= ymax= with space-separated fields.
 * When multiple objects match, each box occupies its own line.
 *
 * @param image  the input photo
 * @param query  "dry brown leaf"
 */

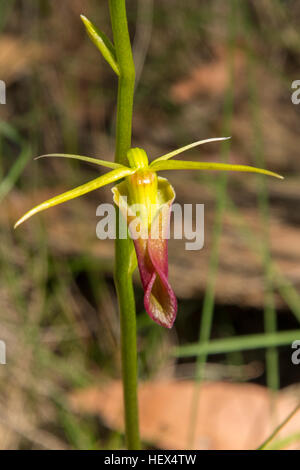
xmin=170 ymin=47 xmax=245 ymax=103
xmin=70 ymin=380 xmax=300 ymax=450
xmin=0 ymin=36 xmax=46 ymax=83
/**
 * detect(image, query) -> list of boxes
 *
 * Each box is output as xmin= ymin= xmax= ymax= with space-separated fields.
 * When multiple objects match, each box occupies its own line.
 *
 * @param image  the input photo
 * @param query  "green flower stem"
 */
xmin=109 ymin=0 xmax=135 ymax=166
xmin=109 ymin=0 xmax=141 ymax=450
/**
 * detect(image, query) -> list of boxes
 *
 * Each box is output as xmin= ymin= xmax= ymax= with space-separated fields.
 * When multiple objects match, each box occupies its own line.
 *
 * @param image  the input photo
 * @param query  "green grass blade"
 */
xmin=187 ymin=1 xmax=236 ymax=448
xmin=0 ymin=121 xmax=23 ymax=144
xmin=0 ymin=146 xmax=32 ymax=203
xmin=258 ymin=403 xmax=300 ymax=450
xmin=266 ymin=431 xmax=300 ymax=450
xmin=174 ymin=329 xmax=300 ymax=357
xmin=222 ymin=195 xmax=300 ymax=324
xmin=242 ymin=0 xmax=280 ymax=393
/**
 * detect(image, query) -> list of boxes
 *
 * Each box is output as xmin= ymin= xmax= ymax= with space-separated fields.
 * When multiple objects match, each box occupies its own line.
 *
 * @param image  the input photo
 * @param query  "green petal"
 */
xmin=35 ymin=153 xmax=125 ymax=170
xmin=14 ymin=167 xmax=135 ymax=228
xmin=80 ymin=15 xmax=120 ymax=76
xmin=151 ymin=160 xmax=284 ymax=179
xmin=150 ymin=137 xmax=231 ymax=165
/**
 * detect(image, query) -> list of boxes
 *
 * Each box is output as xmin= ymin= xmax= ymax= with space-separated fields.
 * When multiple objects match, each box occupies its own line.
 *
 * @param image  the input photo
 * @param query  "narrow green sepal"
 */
xmin=127 ymin=148 xmax=149 ymax=169
xmin=35 ymin=153 xmax=125 ymax=170
xmin=80 ymin=15 xmax=120 ymax=76
xmin=14 ymin=166 xmax=135 ymax=228
xmin=150 ymin=159 xmax=284 ymax=180
xmin=151 ymin=137 xmax=231 ymax=164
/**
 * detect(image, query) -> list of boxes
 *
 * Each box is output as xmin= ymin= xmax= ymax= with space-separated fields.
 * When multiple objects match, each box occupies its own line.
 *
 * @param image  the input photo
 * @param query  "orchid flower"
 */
xmin=15 ymin=137 xmax=282 ymax=328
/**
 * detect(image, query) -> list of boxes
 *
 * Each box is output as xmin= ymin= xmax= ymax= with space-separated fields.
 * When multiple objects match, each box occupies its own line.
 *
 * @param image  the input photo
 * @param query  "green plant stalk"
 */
xmin=109 ymin=0 xmax=140 ymax=450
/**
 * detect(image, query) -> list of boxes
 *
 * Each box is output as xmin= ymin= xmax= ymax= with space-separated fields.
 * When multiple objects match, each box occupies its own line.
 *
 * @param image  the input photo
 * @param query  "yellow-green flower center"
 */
xmin=127 ymin=147 xmax=149 ymax=169
xmin=126 ymin=169 xmax=158 ymax=228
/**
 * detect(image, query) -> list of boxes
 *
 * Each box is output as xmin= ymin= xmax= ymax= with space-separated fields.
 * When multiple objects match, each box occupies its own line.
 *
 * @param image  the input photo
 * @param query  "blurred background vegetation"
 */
xmin=0 ymin=0 xmax=300 ymax=450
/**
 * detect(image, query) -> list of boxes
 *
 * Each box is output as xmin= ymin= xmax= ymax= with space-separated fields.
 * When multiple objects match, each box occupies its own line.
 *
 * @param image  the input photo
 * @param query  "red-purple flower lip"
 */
xmin=112 ymin=175 xmax=177 ymax=328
